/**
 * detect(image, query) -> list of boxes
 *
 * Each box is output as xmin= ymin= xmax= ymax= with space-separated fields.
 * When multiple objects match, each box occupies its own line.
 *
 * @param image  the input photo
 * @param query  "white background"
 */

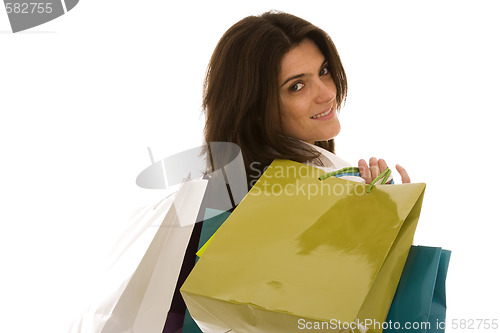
xmin=1 ymin=0 xmax=499 ymax=332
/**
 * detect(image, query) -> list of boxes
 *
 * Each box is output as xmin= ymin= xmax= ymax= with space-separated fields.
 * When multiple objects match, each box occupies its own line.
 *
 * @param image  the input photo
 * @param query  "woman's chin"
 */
xmin=323 ymin=126 xmax=340 ymax=141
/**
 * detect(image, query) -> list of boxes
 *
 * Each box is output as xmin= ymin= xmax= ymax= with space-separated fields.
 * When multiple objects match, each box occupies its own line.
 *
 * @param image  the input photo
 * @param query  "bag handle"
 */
xmin=319 ymin=166 xmax=392 ymax=193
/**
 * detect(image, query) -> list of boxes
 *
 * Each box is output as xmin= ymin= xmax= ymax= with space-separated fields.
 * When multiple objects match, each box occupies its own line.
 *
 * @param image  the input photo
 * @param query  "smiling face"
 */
xmin=278 ymin=38 xmax=340 ymax=144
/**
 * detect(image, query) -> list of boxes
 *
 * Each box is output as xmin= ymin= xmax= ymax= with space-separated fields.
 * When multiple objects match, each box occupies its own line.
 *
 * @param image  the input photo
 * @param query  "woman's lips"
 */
xmin=310 ymin=106 xmax=334 ymax=119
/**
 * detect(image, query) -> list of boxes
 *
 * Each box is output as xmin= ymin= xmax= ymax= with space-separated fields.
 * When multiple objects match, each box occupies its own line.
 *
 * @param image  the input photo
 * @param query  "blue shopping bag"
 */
xmin=384 ymin=245 xmax=451 ymax=333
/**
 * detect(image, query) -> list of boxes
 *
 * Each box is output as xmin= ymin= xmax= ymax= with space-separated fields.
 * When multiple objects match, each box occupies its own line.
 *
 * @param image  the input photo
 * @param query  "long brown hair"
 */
xmin=203 ymin=11 xmax=347 ymax=186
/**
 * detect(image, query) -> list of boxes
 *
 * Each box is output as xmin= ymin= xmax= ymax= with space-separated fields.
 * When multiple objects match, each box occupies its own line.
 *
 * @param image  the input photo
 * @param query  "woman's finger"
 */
xmin=358 ymin=159 xmax=371 ymax=183
xmin=396 ymin=164 xmax=411 ymax=183
xmin=369 ymin=157 xmax=380 ymax=181
xmin=377 ymin=158 xmax=392 ymax=184
xmin=378 ymin=158 xmax=388 ymax=173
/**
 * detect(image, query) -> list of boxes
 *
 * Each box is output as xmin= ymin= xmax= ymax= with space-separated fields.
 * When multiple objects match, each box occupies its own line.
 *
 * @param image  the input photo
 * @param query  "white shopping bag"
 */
xmin=70 ymin=179 xmax=208 ymax=333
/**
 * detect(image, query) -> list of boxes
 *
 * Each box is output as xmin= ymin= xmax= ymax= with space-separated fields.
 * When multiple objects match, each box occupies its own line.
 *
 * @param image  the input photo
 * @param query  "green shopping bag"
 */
xmin=384 ymin=246 xmax=451 ymax=333
xmin=181 ymin=159 xmax=427 ymax=333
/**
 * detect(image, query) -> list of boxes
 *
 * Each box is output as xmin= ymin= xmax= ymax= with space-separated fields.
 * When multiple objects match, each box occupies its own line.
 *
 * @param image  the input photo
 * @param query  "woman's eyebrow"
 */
xmin=280 ymin=73 xmax=308 ymax=88
xmin=280 ymin=59 xmax=328 ymax=88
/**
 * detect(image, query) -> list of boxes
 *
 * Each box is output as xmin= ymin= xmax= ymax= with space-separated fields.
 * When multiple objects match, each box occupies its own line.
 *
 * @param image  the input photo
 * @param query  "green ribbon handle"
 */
xmin=318 ymin=167 xmax=360 ymax=181
xmin=319 ymin=166 xmax=392 ymax=194
xmin=367 ymin=168 xmax=392 ymax=193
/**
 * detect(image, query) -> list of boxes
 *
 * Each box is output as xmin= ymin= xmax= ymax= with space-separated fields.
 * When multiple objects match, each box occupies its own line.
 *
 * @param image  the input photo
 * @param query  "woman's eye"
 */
xmin=289 ymin=82 xmax=305 ymax=92
xmin=319 ymin=67 xmax=329 ymax=76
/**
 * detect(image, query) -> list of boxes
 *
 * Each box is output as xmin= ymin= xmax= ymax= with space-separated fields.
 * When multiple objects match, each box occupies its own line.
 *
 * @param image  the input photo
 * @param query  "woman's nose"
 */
xmin=314 ymin=80 xmax=336 ymax=104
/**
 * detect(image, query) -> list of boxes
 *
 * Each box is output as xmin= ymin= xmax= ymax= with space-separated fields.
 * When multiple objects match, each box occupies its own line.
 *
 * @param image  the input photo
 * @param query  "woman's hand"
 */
xmin=358 ymin=157 xmax=411 ymax=184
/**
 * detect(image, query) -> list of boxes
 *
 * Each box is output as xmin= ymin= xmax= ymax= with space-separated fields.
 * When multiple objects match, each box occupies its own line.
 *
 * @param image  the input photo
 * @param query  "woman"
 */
xmin=203 ymin=10 xmax=411 ymax=187
xmin=168 ymin=10 xmax=411 ymax=332
xmin=70 ymin=12 xmax=416 ymax=333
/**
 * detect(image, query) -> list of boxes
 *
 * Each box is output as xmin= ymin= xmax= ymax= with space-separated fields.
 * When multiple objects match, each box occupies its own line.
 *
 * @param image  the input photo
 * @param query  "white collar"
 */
xmin=303 ymin=142 xmax=352 ymax=172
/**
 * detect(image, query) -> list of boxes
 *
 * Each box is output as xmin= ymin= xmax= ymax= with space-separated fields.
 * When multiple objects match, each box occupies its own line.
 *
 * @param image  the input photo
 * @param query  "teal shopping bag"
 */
xmin=182 ymin=209 xmax=232 ymax=333
xmin=384 ymin=246 xmax=451 ymax=333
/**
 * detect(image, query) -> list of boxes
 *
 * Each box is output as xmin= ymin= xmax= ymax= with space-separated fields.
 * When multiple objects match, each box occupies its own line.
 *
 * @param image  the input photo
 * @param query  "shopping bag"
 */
xmin=180 ymin=209 xmax=234 ymax=333
xmin=181 ymin=159 xmax=427 ymax=333
xmin=384 ymin=246 xmax=451 ymax=333
xmin=70 ymin=179 xmax=208 ymax=333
